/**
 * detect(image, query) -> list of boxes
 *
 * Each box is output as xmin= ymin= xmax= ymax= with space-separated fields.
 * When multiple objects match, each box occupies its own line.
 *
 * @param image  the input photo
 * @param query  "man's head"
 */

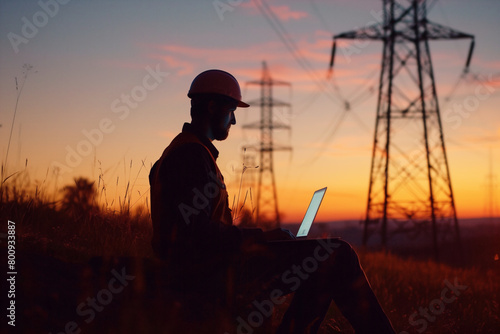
xmin=190 ymin=93 xmax=238 ymax=141
xmin=188 ymin=70 xmax=249 ymax=141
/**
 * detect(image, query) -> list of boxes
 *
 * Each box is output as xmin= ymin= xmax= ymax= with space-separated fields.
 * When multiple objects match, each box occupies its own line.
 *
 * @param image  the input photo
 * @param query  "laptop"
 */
xmin=294 ymin=187 xmax=327 ymax=238
xmin=269 ymin=187 xmax=327 ymax=242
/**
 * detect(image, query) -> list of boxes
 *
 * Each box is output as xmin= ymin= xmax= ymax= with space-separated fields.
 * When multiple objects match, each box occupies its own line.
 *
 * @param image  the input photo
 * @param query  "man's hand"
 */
xmin=264 ymin=228 xmax=296 ymax=241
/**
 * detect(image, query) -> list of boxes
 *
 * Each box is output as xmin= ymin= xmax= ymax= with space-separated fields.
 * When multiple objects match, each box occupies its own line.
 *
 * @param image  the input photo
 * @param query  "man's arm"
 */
xmin=154 ymin=143 xmax=263 ymax=254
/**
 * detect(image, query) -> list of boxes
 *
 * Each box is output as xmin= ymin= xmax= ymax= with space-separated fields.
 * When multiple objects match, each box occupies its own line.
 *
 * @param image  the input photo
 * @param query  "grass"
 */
xmin=358 ymin=251 xmax=499 ymax=333
xmin=1 ymin=169 xmax=499 ymax=333
xmin=1 ymin=161 xmax=153 ymax=257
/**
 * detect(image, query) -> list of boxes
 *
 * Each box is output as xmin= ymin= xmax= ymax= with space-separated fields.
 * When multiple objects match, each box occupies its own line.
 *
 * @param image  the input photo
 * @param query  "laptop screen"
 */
xmin=296 ymin=187 xmax=327 ymax=238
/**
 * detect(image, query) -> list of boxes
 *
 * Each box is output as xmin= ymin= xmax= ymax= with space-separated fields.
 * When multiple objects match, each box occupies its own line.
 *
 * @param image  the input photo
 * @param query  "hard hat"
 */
xmin=187 ymin=69 xmax=250 ymax=108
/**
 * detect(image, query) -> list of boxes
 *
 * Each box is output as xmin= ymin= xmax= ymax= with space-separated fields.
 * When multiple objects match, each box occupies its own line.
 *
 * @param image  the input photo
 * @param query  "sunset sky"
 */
xmin=1 ymin=0 xmax=499 ymax=223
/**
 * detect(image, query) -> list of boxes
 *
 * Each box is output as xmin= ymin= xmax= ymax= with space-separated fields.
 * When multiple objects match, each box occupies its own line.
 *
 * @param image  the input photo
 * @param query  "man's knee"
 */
xmin=321 ymin=239 xmax=361 ymax=272
xmin=339 ymin=239 xmax=360 ymax=263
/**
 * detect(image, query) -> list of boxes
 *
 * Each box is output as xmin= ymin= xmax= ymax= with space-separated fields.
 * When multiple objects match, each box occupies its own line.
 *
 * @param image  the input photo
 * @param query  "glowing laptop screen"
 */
xmin=296 ymin=187 xmax=327 ymax=238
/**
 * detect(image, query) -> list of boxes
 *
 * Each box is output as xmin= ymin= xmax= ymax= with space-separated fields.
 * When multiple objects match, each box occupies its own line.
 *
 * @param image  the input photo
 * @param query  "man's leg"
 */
xmin=276 ymin=239 xmax=395 ymax=334
xmin=236 ymin=238 xmax=395 ymax=334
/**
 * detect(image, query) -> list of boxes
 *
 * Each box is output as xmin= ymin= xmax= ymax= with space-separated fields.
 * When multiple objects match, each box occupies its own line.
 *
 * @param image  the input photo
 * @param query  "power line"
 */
xmin=255 ymin=0 xmax=379 ymax=168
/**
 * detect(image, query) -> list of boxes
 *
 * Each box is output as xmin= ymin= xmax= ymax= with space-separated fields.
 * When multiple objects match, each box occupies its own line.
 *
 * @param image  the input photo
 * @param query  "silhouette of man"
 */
xmin=149 ymin=69 xmax=396 ymax=333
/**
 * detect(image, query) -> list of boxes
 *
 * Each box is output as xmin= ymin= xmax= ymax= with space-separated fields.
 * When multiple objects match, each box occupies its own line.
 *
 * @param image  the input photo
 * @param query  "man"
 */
xmin=149 ymin=69 xmax=395 ymax=333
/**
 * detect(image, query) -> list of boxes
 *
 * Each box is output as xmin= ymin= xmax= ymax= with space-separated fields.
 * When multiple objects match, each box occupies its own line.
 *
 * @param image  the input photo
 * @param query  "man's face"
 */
xmin=210 ymin=100 xmax=237 ymax=141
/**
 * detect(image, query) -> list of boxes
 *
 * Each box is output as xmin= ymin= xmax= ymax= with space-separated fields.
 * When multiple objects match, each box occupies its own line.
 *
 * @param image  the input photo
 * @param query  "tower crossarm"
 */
xmin=332 ymin=20 xmax=474 ymax=42
xmin=242 ymin=121 xmax=291 ymax=130
xmin=246 ymin=80 xmax=291 ymax=87
xmin=246 ymin=98 xmax=291 ymax=107
xmin=329 ymin=9 xmax=475 ymax=73
xmin=329 ymin=23 xmax=385 ymax=73
xmin=422 ymin=20 xmax=474 ymax=40
xmin=334 ymin=23 xmax=385 ymax=41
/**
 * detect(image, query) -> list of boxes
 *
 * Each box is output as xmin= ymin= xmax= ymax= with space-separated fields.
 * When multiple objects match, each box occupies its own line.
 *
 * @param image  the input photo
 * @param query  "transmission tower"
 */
xmin=329 ymin=0 xmax=475 ymax=260
xmin=243 ymin=61 xmax=292 ymax=228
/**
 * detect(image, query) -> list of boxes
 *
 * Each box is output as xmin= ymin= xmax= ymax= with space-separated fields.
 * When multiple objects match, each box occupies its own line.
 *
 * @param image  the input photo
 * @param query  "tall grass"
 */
xmin=1 ymin=162 xmax=498 ymax=333
xmin=358 ymin=251 xmax=499 ymax=333
xmin=0 ymin=160 xmax=154 ymax=262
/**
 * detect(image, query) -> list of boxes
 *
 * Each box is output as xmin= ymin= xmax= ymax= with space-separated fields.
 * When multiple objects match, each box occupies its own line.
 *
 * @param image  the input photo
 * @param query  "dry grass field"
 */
xmin=1 ymin=175 xmax=499 ymax=333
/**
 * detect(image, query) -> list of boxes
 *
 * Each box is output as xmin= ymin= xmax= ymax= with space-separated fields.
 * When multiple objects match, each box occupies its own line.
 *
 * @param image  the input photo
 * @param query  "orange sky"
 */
xmin=0 ymin=0 xmax=499 ymax=223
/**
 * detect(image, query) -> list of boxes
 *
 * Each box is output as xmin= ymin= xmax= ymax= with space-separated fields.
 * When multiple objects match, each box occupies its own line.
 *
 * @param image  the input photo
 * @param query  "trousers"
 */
xmin=231 ymin=238 xmax=396 ymax=334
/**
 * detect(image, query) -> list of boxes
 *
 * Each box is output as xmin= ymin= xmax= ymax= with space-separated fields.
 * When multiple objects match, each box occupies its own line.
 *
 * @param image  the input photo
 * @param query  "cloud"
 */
xmin=148 ymin=31 xmax=368 ymax=89
xmin=241 ymin=2 xmax=309 ymax=22
xmin=269 ymin=5 xmax=309 ymax=21
xmin=154 ymin=54 xmax=194 ymax=76
xmin=490 ymin=72 xmax=500 ymax=86
xmin=149 ymin=42 xmax=283 ymax=77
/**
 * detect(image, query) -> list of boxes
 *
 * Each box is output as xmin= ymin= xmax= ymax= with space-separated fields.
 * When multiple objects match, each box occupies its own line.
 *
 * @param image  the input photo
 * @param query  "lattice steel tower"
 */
xmin=329 ymin=0 xmax=474 ymax=260
xmin=243 ymin=61 xmax=291 ymax=228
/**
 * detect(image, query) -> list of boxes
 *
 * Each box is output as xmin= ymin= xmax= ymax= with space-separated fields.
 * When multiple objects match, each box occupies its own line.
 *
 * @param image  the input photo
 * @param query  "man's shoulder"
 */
xmin=149 ymin=128 xmax=216 ymax=184
xmin=164 ymin=132 xmax=210 ymax=159
xmin=153 ymin=133 xmax=213 ymax=172
xmin=150 ymin=140 xmax=212 ymax=184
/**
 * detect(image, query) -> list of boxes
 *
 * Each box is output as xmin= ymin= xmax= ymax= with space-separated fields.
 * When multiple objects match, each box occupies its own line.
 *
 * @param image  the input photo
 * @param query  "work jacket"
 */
xmin=149 ymin=123 xmax=264 ymax=269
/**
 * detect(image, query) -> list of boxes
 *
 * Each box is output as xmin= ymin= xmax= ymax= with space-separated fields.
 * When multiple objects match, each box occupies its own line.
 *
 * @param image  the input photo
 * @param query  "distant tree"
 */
xmin=61 ymin=177 xmax=98 ymax=219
